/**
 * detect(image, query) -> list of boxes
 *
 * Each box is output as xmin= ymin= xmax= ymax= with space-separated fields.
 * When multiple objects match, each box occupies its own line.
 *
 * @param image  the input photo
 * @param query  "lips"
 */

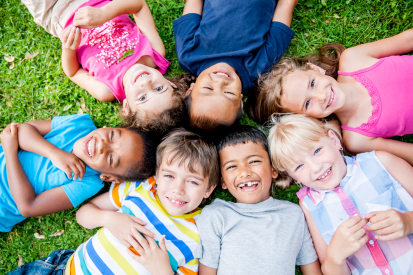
xmin=237 ymin=180 xmax=260 ymax=192
xmin=316 ymin=167 xmax=332 ymax=182
xmin=326 ymin=88 xmax=335 ymax=108
xmin=166 ymin=196 xmax=188 ymax=207
xmin=83 ymin=136 xmax=94 ymax=158
xmin=134 ymin=71 xmax=150 ymax=83
xmin=213 ymin=70 xmax=231 ymax=78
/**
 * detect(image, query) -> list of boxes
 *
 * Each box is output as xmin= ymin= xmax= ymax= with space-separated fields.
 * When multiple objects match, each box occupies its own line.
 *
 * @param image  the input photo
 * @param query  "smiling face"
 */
xmin=72 ymin=127 xmax=143 ymax=179
xmin=281 ymin=69 xmax=345 ymax=118
xmin=188 ymin=63 xmax=243 ymax=124
xmin=156 ymin=159 xmax=215 ymax=216
xmin=285 ymin=131 xmax=347 ymax=190
xmin=219 ymin=142 xmax=278 ymax=204
xmin=123 ymin=63 xmax=175 ymax=117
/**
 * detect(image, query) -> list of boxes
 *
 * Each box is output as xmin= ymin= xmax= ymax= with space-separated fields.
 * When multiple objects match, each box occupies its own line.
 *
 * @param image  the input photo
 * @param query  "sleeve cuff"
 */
xmin=173 ymin=13 xmax=202 ymax=28
xmin=270 ymin=21 xmax=295 ymax=38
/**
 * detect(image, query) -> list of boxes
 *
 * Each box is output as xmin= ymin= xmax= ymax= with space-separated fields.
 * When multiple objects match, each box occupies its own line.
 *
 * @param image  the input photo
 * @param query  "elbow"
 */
xmin=18 ymin=205 xmax=35 ymax=217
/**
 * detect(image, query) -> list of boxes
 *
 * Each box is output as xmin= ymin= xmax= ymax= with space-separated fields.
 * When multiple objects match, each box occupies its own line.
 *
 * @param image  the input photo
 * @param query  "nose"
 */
xmin=97 ymin=135 xmax=119 ymax=154
xmin=212 ymin=76 xmax=229 ymax=91
xmin=171 ymin=179 xmax=185 ymax=195
xmin=140 ymin=77 xmax=152 ymax=88
xmin=314 ymin=88 xmax=326 ymax=103
xmin=309 ymin=161 xmax=323 ymax=174
xmin=239 ymin=164 xmax=252 ymax=179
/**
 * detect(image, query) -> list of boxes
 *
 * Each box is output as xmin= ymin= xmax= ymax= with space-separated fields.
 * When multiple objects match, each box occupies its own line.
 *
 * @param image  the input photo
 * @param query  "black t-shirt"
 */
xmin=173 ymin=0 xmax=295 ymax=90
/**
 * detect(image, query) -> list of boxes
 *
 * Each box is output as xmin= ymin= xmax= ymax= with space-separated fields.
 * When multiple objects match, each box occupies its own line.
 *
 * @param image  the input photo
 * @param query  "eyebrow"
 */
xmin=162 ymin=168 xmax=204 ymax=181
xmin=300 ymin=77 xmax=312 ymax=112
xmin=222 ymin=154 xmax=263 ymax=166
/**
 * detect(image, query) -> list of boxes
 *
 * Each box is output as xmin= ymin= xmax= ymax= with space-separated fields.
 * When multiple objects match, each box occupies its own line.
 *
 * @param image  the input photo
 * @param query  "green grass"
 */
xmin=1 ymin=0 xmax=413 ymax=273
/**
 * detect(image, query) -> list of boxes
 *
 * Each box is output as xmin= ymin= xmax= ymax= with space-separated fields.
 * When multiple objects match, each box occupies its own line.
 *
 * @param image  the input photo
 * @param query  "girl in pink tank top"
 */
xmin=23 ymin=0 xmax=187 ymax=133
xmin=252 ymin=28 xmax=413 ymax=165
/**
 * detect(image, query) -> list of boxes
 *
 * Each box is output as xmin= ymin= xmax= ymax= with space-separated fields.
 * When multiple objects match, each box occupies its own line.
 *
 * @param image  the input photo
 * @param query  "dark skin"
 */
xmin=0 ymin=120 xmax=143 ymax=217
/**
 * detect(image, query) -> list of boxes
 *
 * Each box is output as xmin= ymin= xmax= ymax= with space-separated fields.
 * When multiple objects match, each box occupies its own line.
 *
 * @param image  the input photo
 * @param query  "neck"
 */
xmin=334 ymin=82 xmax=363 ymax=125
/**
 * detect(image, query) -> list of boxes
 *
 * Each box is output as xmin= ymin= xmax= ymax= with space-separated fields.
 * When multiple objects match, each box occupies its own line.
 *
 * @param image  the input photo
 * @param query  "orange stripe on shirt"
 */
xmin=70 ymin=255 xmax=76 ymax=275
xmin=178 ymin=266 xmax=198 ymax=275
xmin=148 ymin=177 xmax=157 ymax=198
xmin=112 ymin=182 xmax=122 ymax=208
xmin=129 ymin=247 xmax=141 ymax=256
xmin=185 ymin=218 xmax=196 ymax=225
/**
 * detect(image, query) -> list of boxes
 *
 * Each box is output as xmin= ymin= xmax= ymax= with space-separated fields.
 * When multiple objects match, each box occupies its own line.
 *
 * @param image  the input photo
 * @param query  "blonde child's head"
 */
xmin=249 ymin=43 xmax=345 ymax=124
xmin=268 ymin=114 xmax=343 ymax=189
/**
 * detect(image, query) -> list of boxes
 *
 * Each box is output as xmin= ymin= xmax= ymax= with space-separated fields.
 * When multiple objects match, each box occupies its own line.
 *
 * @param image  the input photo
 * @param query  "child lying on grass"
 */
xmin=23 ymin=0 xmax=187 ymax=133
xmin=0 ymin=114 xmax=156 ymax=232
xmin=8 ymin=128 xmax=219 ymax=275
xmin=196 ymin=125 xmax=321 ymax=275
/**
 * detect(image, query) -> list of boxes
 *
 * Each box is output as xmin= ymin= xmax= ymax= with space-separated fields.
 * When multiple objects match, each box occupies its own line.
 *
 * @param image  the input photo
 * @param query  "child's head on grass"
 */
xmin=73 ymin=126 xmax=157 ymax=182
xmin=216 ymin=125 xmax=278 ymax=204
xmin=155 ymin=128 xmax=219 ymax=216
xmin=122 ymin=66 xmax=188 ymax=135
xmin=268 ymin=114 xmax=345 ymax=190
xmin=185 ymin=63 xmax=244 ymax=131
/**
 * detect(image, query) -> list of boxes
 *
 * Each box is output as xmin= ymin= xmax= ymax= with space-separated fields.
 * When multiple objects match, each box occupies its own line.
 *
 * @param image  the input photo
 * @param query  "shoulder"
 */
xmin=342 ymin=129 xmax=373 ymax=152
xmin=339 ymin=47 xmax=380 ymax=73
xmin=173 ymin=13 xmax=201 ymax=30
xmin=52 ymin=114 xmax=94 ymax=127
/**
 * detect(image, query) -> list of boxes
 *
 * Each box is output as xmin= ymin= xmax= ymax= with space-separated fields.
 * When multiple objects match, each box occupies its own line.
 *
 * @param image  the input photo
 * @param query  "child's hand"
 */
xmin=366 ymin=210 xmax=413 ymax=241
xmin=48 ymin=148 xmax=86 ymax=180
xmin=0 ymin=123 xmax=20 ymax=153
xmin=126 ymin=229 xmax=174 ymax=275
xmin=104 ymin=211 xmax=156 ymax=247
xmin=73 ymin=6 xmax=108 ymax=29
xmin=327 ymin=216 xmax=369 ymax=263
xmin=61 ymin=26 xmax=81 ymax=51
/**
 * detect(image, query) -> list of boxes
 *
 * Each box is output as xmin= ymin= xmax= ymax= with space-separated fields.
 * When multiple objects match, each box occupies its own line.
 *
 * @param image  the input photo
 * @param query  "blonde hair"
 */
xmin=268 ymin=114 xmax=342 ymax=189
xmin=249 ymin=43 xmax=346 ymax=124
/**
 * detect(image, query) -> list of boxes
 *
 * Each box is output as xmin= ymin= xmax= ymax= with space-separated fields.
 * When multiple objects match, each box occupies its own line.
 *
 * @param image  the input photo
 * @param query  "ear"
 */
xmin=240 ymin=96 xmax=244 ymax=113
xmin=221 ymin=177 xmax=228 ymax=190
xmin=122 ymin=99 xmax=130 ymax=117
xmin=327 ymin=129 xmax=342 ymax=149
xmin=203 ymin=184 xmax=217 ymax=199
xmin=100 ymin=174 xmax=121 ymax=183
xmin=184 ymin=83 xmax=194 ymax=99
xmin=271 ymin=167 xmax=279 ymax=179
xmin=307 ymin=63 xmax=326 ymax=75
xmin=167 ymin=80 xmax=177 ymax=89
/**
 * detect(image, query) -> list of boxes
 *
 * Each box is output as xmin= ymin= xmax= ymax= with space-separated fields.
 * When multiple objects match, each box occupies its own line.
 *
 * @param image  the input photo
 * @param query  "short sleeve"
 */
xmin=196 ymin=206 xmax=223 ymax=269
xmin=296 ymin=219 xmax=318 ymax=266
xmin=177 ymin=258 xmax=199 ymax=275
xmin=50 ymin=114 xmax=95 ymax=132
xmin=173 ymin=13 xmax=202 ymax=74
xmin=109 ymin=181 xmax=139 ymax=209
xmin=61 ymin=175 xmax=103 ymax=207
xmin=264 ymin=22 xmax=295 ymax=65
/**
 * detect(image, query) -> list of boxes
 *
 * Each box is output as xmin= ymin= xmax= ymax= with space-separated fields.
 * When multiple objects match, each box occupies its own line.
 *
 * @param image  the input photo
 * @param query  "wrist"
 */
xmin=326 ymin=247 xmax=347 ymax=266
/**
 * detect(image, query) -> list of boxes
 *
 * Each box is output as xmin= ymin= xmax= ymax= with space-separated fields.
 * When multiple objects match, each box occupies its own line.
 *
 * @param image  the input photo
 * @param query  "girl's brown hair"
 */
xmin=120 ymin=73 xmax=196 ymax=135
xmin=249 ymin=43 xmax=346 ymax=124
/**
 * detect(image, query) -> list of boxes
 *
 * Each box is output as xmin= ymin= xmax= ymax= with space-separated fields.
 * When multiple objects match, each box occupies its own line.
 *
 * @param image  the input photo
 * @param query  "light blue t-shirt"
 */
xmin=0 ymin=114 xmax=104 ymax=232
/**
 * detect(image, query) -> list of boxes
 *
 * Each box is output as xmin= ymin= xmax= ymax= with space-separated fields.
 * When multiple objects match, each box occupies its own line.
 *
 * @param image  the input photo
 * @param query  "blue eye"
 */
xmin=311 ymin=79 xmax=315 ymax=88
xmin=305 ymin=100 xmax=310 ymax=109
xmin=139 ymin=94 xmax=147 ymax=101
xmin=296 ymin=164 xmax=303 ymax=171
xmin=190 ymin=181 xmax=199 ymax=185
xmin=154 ymin=86 xmax=163 ymax=92
xmin=315 ymin=148 xmax=321 ymax=154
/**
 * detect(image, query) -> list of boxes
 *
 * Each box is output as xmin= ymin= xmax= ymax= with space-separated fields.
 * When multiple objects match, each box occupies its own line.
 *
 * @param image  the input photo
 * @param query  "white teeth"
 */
xmin=170 ymin=199 xmax=185 ymax=205
xmin=328 ymin=90 xmax=334 ymax=107
xmin=317 ymin=168 xmax=331 ymax=180
xmin=215 ymin=72 xmax=229 ymax=77
xmin=137 ymin=73 xmax=149 ymax=80
xmin=87 ymin=140 xmax=92 ymax=157
xmin=238 ymin=181 xmax=259 ymax=188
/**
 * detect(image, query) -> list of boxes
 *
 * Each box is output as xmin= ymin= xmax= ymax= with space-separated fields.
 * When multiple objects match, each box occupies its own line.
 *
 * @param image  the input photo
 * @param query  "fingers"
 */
xmin=132 ymin=224 xmax=156 ymax=238
xmin=368 ymin=217 xmax=392 ymax=232
xmin=131 ymin=216 xmax=147 ymax=226
xmin=10 ymin=123 xmax=19 ymax=135
xmin=159 ymin=235 xmax=167 ymax=254
xmin=62 ymin=26 xmax=80 ymax=50
xmin=73 ymin=29 xmax=82 ymax=48
xmin=344 ymin=215 xmax=362 ymax=227
xmin=64 ymin=166 xmax=73 ymax=179
xmin=375 ymin=231 xmax=402 ymax=242
xmin=348 ymin=216 xmax=368 ymax=231
xmin=74 ymin=159 xmax=86 ymax=180
xmin=358 ymin=233 xmax=369 ymax=246
xmin=354 ymin=226 xmax=366 ymax=240
xmin=130 ymin=228 xmax=149 ymax=251
xmin=368 ymin=211 xmax=391 ymax=224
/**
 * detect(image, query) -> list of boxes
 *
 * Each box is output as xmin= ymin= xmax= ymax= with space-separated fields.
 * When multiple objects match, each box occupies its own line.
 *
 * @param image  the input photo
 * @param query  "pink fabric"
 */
xmin=333 ymin=187 xmax=393 ymax=275
xmin=296 ymin=186 xmax=326 ymax=205
xmin=64 ymin=0 xmax=170 ymax=103
xmin=339 ymin=55 xmax=413 ymax=138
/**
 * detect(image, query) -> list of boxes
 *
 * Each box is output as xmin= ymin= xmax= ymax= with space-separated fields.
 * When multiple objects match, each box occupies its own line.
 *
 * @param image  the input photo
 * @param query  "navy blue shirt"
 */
xmin=173 ymin=0 xmax=295 ymax=90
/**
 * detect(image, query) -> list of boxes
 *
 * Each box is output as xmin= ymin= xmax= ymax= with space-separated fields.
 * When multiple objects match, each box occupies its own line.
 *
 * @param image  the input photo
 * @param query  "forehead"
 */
xmin=219 ymin=141 xmax=269 ymax=162
xmin=190 ymin=95 xmax=239 ymax=124
xmin=281 ymin=70 xmax=312 ymax=112
xmin=116 ymin=129 xmax=144 ymax=161
xmin=160 ymin=155 xmax=205 ymax=178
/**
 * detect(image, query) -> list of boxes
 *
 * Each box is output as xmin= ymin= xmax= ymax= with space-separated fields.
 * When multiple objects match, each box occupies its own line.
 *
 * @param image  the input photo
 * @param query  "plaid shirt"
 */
xmin=297 ymin=151 xmax=413 ymax=275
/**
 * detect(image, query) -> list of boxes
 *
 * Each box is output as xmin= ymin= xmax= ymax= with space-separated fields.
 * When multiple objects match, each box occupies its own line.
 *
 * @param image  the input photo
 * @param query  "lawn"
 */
xmin=1 ymin=0 xmax=412 ymax=273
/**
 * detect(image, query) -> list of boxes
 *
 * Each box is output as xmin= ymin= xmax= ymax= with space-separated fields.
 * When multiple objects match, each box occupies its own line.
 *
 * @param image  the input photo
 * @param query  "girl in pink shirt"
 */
xmin=23 ymin=0 xmax=187 ymax=133
xmin=251 ymin=28 xmax=413 ymax=165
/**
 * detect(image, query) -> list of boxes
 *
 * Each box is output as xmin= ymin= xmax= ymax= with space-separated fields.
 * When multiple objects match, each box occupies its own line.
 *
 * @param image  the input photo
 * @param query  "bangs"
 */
xmin=163 ymin=147 xmax=207 ymax=179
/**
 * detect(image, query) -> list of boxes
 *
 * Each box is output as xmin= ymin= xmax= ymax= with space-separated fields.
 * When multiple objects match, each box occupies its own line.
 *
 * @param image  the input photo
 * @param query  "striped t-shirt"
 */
xmin=65 ymin=177 xmax=200 ymax=275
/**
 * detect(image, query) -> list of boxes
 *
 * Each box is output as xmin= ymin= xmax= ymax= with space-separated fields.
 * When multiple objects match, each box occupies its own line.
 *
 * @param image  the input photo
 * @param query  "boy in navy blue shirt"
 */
xmin=174 ymin=0 xmax=297 ymax=130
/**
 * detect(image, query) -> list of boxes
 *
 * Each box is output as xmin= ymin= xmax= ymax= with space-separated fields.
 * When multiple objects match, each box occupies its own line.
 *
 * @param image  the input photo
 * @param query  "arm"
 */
xmin=132 ymin=1 xmax=165 ymax=57
xmin=183 ymin=0 xmax=203 ymax=15
xmin=70 ymin=68 xmax=115 ymax=102
xmin=343 ymin=130 xmax=413 ymax=166
xmin=340 ymin=28 xmax=413 ymax=72
xmin=1 ymin=124 xmax=73 ymax=217
xmin=299 ymin=202 xmax=369 ymax=275
xmin=300 ymin=259 xmax=322 ymax=275
xmin=199 ymin=263 xmax=217 ymax=275
xmin=364 ymin=151 xmax=413 ymax=241
xmin=76 ymin=192 xmax=155 ymax=246
xmin=272 ymin=0 xmax=298 ymax=27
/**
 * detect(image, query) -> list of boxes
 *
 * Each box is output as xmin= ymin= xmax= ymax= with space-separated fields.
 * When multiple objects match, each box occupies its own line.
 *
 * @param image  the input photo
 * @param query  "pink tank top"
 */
xmin=64 ymin=0 xmax=170 ymax=103
xmin=338 ymin=55 xmax=413 ymax=138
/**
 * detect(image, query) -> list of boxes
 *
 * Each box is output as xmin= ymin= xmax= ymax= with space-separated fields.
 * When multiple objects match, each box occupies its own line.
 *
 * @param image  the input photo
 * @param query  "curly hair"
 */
xmin=248 ymin=43 xmax=346 ymax=124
